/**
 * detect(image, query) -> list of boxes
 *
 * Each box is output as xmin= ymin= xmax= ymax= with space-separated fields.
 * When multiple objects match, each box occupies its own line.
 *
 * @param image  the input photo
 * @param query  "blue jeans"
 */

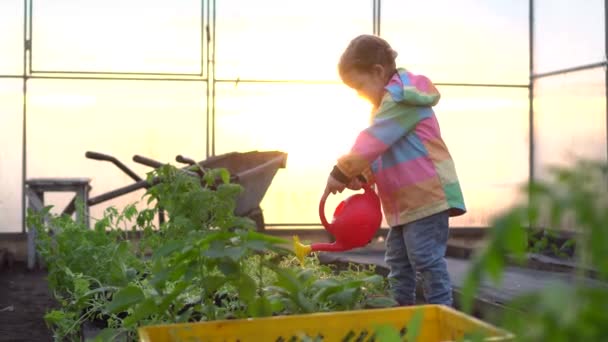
xmin=384 ymin=211 xmax=452 ymax=306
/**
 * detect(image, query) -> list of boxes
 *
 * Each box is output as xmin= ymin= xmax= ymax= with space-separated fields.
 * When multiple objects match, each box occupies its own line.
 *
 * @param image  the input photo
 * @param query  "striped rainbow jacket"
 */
xmin=331 ymin=68 xmax=466 ymax=226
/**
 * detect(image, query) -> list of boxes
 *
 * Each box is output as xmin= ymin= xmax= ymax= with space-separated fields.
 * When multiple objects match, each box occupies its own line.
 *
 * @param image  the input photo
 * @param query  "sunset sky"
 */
xmin=0 ymin=0 xmax=606 ymax=232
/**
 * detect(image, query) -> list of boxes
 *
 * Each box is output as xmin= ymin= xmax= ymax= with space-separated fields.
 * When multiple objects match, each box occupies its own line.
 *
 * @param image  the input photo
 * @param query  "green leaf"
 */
xmin=312 ymin=279 xmax=341 ymax=289
xmin=87 ymin=328 xmax=121 ymax=342
xmin=122 ymin=298 xmax=158 ymax=327
xmin=373 ymin=325 xmax=402 ymax=342
xmin=152 ymin=240 xmax=183 ymax=259
xmin=218 ymin=168 xmax=231 ymax=184
xmin=243 ymin=240 xmax=270 ymax=252
xmin=361 ymin=275 xmax=383 ymax=285
xmin=44 ymin=309 xmax=74 ymax=325
xmin=244 ymin=231 xmax=288 ymax=244
xmin=123 ymin=266 xmax=137 ymax=280
xmin=105 ymin=285 xmax=144 ymax=314
xmin=204 ymin=244 xmax=246 ymax=261
xmin=122 ymin=204 xmax=138 ymax=221
xmin=328 ymin=287 xmax=359 ymax=307
xmin=272 ymin=267 xmax=300 ymax=293
xmin=202 ymin=275 xmax=226 ymax=294
xmin=158 ymin=281 xmax=188 ymax=313
xmin=461 ymin=265 xmax=481 ymax=314
xmin=405 ymin=309 xmax=424 ymax=342
xmin=248 ymin=296 xmax=273 ymax=317
xmin=225 ymin=247 xmax=246 ymax=261
xmin=149 ymin=268 xmax=171 ymax=289
xmin=365 ymin=296 xmax=398 ymax=308
xmin=73 ymin=277 xmax=90 ymax=297
xmin=297 ymin=269 xmax=316 ymax=284
xmin=485 ymin=250 xmax=504 ymax=284
xmin=296 ymin=291 xmax=315 ymax=313
xmin=218 ymin=258 xmax=239 ymax=276
xmin=94 ymin=217 xmax=111 ymax=231
xmin=269 ymin=297 xmax=284 ymax=313
xmin=239 ymin=273 xmax=257 ymax=302
xmin=503 ymin=218 xmax=527 ymax=257
xmin=203 ymin=240 xmax=230 ymax=258
xmin=82 ymin=286 xmax=118 ymax=299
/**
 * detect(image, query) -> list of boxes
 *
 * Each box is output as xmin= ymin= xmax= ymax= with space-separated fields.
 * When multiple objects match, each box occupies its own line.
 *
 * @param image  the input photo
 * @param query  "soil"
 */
xmin=0 ymin=262 xmax=56 ymax=342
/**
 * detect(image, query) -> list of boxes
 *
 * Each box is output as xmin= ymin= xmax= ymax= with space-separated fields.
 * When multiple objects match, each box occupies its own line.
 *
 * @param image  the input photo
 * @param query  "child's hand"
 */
xmin=325 ymin=175 xmax=346 ymax=195
xmin=346 ymin=178 xmax=362 ymax=190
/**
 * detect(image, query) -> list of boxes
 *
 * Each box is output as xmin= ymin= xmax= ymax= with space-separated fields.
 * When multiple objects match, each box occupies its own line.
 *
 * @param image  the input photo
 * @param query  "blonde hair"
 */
xmin=338 ymin=34 xmax=398 ymax=80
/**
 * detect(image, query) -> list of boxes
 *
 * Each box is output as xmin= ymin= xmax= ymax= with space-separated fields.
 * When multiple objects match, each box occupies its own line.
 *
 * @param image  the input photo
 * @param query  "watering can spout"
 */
xmin=292 ymin=236 xmax=356 ymax=265
xmin=293 ymin=236 xmax=311 ymax=265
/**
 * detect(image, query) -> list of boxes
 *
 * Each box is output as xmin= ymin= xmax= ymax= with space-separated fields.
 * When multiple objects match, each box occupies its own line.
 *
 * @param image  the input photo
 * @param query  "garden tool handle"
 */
xmin=319 ymin=183 xmax=373 ymax=230
xmin=85 ymin=151 xmax=113 ymax=161
xmin=132 ymin=155 xmax=164 ymax=168
xmin=85 ymin=151 xmax=142 ymax=182
xmin=176 ymin=155 xmax=196 ymax=165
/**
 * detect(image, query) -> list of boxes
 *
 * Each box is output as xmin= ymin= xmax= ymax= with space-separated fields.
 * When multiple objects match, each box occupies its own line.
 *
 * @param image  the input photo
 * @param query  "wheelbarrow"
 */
xmin=64 ymin=150 xmax=287 ymax=231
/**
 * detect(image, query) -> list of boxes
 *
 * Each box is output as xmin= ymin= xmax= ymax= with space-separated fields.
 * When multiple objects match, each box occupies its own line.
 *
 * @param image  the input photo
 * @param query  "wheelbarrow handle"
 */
xmin=133 ymin=155 xmax=164 ymax=168
xmin=85 ymin=151 xmax=142 ymax=182
xmin=85 ymin=151 xmax=113 ymax=161
xmin=176 ymin=155 xmax=196 ymax=165
xmin=134 ymin=154 xmax=201 ymax=178
xmin=176 ymin=155 xmax=206 ymax=177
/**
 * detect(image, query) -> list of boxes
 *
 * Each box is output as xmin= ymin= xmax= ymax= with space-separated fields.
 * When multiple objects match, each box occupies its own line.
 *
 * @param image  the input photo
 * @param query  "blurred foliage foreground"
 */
xmin=462 ymin=160 xmax=608 ymax=341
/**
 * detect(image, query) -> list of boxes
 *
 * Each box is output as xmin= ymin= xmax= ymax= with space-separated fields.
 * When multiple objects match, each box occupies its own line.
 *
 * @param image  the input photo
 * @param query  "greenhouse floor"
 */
xmin=0 ymin=262 xmax=55 ymax=342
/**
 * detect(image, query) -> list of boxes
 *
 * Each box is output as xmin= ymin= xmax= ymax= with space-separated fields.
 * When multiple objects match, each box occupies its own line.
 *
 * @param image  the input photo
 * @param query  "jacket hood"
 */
xmin=384 ymin=68 xmax=440 ymax=106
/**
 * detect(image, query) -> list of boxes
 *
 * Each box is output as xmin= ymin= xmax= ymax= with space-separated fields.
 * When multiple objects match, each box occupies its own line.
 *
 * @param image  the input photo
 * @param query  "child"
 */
xmin=325 ymin=34 xmax=466 ymax=306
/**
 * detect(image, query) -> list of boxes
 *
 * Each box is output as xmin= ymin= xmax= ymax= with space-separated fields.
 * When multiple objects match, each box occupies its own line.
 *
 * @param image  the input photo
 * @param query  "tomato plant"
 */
xmin=29 ymin=164 xmax=396 ymax=341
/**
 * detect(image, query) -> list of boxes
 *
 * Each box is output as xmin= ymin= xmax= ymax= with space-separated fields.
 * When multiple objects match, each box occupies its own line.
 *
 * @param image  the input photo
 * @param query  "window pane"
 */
xmin=32 ymin=0 xmax=202 ymax=74
xmin=382 ymin=0 xmax=529 ymax=85
xmin=215 ymin=83 xmax=529 ymax=227
xmin=435 ymin=86 xmax=529 ymax=227
xmin=534 ymin=0 xmax=605 ymax=74
xmin=215 ymin=83 xmax=372 ymax=224
xmin=27 ymin=80 xmax=206 ymax=221
xmin=0 ymin=80 xmax=23 ymax=232
xmin=0 ymin=0 xmax=23 ymax=74
xmin=534 ymin=68 xmax=607 ymax=180
xmin=215 ymin=0 xmax=372 ymax=81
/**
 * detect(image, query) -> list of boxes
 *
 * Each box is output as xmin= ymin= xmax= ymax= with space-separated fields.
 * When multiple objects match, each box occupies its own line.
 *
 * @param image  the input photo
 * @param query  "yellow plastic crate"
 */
xmin=138 ymin=305 xmax=512 ymax=342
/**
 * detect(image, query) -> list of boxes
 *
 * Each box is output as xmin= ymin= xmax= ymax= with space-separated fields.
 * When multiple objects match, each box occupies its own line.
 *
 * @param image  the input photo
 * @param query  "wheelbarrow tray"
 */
xmin=198 ymin=151 xmax=287 ymax=217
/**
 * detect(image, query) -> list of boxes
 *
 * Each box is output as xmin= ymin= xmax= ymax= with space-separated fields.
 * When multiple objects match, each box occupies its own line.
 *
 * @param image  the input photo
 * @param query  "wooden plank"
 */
xmin=26 ymin=177 xmax=91 ymax=186
xmin=25 ymin=178 xmax=91 ymax=192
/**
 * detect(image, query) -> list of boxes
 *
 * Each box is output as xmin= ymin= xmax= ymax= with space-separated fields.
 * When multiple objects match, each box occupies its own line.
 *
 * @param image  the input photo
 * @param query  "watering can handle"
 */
xmin=319 ymin=183 xmax=373 ymax=230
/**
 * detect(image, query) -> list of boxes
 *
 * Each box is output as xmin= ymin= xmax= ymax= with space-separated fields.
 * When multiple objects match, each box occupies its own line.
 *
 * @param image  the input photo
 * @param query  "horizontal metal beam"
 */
xmin=435 ymin=82 xmax=528 ymax=88
xmin=31 ymin=69 xmax=203 ymax=77
xmin=215 ymin=78 xmax=529 ymax=88
xmin=532 ymin=61 xmax=607 ymax=79
xmin=215 ymin=78 xmax=340 ymax=85
xmin=26 ymin=75 xmax=208 ymax=82
xmin=2 ymin=74 xmax=529 ymax=88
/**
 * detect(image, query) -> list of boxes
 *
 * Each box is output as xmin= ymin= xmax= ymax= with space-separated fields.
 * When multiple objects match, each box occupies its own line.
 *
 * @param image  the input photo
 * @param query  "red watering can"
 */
xmin=293 ymin=184 xmax=382 ymax=264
